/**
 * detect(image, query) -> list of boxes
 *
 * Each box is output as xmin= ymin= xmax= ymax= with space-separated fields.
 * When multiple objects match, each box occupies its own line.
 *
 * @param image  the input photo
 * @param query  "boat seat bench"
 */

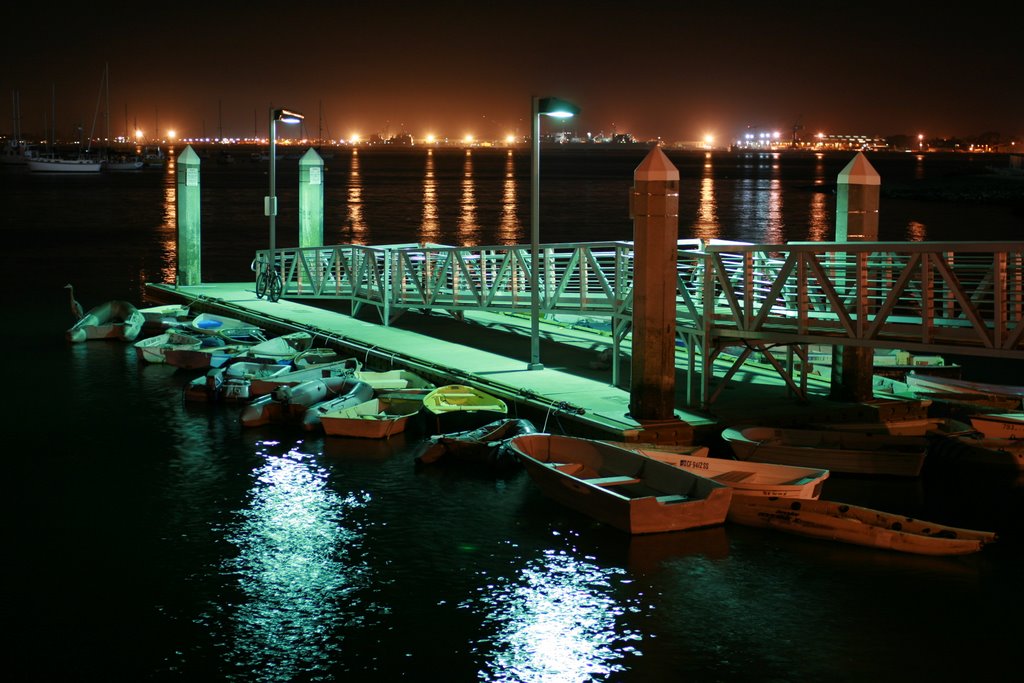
xmin=586 ymin=476 xmax=642 ymax=486
xmin=712 ymin=470 xmax=756 ymax=483
xmin=655 ymin=494 xmax=690 ymax=503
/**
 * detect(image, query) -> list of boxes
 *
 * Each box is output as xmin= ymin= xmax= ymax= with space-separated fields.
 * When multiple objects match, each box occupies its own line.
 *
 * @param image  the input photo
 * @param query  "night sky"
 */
xmin=4 ymin=1 xmax=1020 ymax=144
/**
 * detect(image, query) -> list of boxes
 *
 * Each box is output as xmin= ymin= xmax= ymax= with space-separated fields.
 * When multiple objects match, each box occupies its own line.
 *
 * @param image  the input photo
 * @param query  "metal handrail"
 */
xmin=255 ymin=239 xmax=1023 ymax=362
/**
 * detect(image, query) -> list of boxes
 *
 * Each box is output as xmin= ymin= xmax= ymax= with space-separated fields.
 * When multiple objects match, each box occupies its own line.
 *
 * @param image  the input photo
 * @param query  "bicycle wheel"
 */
xmin=255 ymin=269 xmax=268 ymax=299
xmin=267 ymin=270 xmax=282 ymax=302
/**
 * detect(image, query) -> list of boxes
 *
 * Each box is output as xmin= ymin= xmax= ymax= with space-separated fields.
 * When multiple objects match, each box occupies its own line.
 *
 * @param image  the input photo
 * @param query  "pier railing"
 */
xmin=262 ymin=240 xmax=636 ymax=324
xmin=676 ymin=240 xmax=1023 ymax=353
xmin=675 ymin=240 xmax=1023 ymax=406
xmin=257 ymin=239 xmax=1023 ymax=406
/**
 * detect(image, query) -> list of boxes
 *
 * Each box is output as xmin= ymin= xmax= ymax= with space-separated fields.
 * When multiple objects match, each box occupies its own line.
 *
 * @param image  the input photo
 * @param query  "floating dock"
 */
xmin=144 ymin=282 xmax=930 ymax=448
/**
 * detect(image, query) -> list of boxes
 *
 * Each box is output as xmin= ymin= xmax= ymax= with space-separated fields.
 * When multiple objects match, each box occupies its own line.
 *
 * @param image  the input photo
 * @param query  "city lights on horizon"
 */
xmin=30 ymin=120 xmax=1016 ymax=153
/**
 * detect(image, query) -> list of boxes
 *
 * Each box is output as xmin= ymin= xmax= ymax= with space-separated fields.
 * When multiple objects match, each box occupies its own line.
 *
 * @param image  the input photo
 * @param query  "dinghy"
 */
xmin=320 ymin=390 xmax=433 ymax=439
xmin=413 ymin=418 xmax=537 ymax=466
xmin=421 ymin=384 xmax=508 ymax=433
xmin=508 ymin=433 xmax=732 ymax=535
xmin=240 ymin=375 xmax=357 ymax=428
xmin=300 ymin=380 xmax=376 ymax=432
xmin=66 ymin=299 xmax=146 ymax=343
xmin=722 ymin=425 xmax=927 ymax=477
xmin=727 ymin=496 xmax=997 ymax=556
xmin=623 ymin=446 xmax=830 ymax=500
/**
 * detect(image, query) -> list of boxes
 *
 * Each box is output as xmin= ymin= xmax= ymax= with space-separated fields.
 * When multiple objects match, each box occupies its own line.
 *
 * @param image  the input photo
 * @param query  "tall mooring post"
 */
xmin=832 ymin=152 xmax=880 ymax=401
xmin=299 ymin=147 xmax=324 ymax=248
xmin=175 ymin=145 xmax=201 ymax=286
xmin=628 ymin=146 xmax=680 ymax=423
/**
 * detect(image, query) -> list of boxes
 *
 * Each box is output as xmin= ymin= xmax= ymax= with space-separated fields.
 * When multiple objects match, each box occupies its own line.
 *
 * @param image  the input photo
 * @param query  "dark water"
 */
xmin=4 ymin=149 xmax=1023 ymax=682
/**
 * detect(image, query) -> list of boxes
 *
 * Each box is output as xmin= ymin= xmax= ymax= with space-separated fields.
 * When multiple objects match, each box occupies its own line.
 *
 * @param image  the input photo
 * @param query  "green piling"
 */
xmin=176 ymin=145 xmax=201 ymax=286
xmin=299 ymin=148 xmax=324 ymax=248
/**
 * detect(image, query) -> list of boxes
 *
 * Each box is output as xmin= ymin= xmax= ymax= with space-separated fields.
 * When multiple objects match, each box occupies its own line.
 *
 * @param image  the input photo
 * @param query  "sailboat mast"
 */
xmin=10 ymin=90 xmax=19 ymax=144
xmin=104 ymin=62 xmax=110 ymax=149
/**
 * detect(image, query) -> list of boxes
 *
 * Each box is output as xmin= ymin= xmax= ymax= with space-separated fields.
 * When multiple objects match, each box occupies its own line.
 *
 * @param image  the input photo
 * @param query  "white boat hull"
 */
xmin=969 ymin=413 xmax=1024 ymax=439
xmin=630 ymin=449 xmax=829 ymax=500
xmin=28 ymin=157 xmax=103 ymax=172
xmin=67 ymin=300 xmax=145 ymax=343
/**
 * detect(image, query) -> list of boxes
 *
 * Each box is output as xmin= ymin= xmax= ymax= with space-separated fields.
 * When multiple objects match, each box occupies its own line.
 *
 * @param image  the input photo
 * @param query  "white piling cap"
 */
xmin=837 ymin=152 xmax=880 ymax=185
xmin=634 ymin=146 xmax=679 ymax=181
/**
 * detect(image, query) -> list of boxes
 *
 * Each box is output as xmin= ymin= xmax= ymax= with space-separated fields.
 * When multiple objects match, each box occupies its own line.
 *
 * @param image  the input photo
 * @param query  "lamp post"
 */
xmin=529 ymin=96 xmax=578 ymax=370
xmin=264 ymin=107 xmax=304 ymax=301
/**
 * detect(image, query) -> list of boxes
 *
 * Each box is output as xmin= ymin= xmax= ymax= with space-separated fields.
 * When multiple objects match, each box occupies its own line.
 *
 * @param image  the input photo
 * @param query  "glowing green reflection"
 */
xmin=462 ymin=547 xmax=642 ymax=681
xmin=224 ymin=441 xmax=375 ymax=679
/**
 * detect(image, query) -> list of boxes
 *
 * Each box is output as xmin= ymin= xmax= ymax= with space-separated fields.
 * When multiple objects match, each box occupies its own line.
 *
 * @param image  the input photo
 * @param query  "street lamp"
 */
xmin=529 ymin=96 xmax=578 ymax=370
xmin=262 ymin=107 xmax=304 ymax=301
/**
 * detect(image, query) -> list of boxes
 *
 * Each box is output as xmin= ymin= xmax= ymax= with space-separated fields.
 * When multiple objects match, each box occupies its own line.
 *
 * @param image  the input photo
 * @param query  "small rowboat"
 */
xmin=189 ymin=312 xmax=265 ymax=340
xmin=300 ymin=380 xmax=376 ymax=432
xmin=133 ymin=330 xmax=204 ymax=364
xmin=727 ymin=496 xmax=997 ymax=556
xmin=905 ymin=371 xmax=1024 ymax=411
xmin=968 ymin=412 xmax=1024 ymax=440
xmin=354 ymin=369 xmax=436 ymax=393
xmin=66 ymin=299 xmax=146 ymax=343
xmin=320 ymin=390 xmax=432 ymax=439
xmin=722 ymin=425 xmax=927 ymax=477
xmin=414 ymin=418 xmax=538 ymax=466
xmin=508 ymin=433 xmax=732 ymax=535
xmin=183 ymin=359 xmax=295 ymax=402
xmin=422 ymin=384 xmax=508 ymax=433
xmin=248 ymin=358 xmax=363 ymax=398
xmin=240 ymin=375 xmax=358 ymax=428
xmin=622 ymin=447 xmax=829 ymax=500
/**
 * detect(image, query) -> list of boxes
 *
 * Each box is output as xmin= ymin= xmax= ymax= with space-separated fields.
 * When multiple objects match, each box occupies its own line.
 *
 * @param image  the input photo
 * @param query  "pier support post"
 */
xmin=628 ymin=147 xmax=679 ymax=422
xmin=832 ymin=152 xmax=880 ymax=402
xmin=175 ymin=145 xmax=201 ymax=286
xmin=299 ymin=148 xmax=324 ymax=249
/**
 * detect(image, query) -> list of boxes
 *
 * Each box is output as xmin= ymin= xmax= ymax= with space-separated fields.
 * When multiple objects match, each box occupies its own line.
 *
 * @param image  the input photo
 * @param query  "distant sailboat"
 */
xmin=28 ymin=83 xmax=103 ymax=173
xmin=1 ymin=90 xmax=28 ymax=165
xmin=99 ymin=63 xmax=143 ymax=171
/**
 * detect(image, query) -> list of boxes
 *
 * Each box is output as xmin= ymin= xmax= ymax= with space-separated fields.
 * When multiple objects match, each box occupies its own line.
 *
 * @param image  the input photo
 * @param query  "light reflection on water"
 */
xmin=497 ymin=150 xmax=520 ymax=244
xmin=459 ymin=150 xmax=478 ymax=244
xmin=906 ymin=220 xmax=927 ymax=241
xmin=461 ymin=536 xmax=643 ymax=682
xmin=347 ymin=150 xmax=367 ymax=242
xmin=421 ymin=149 xmax=440 ymax=243
xmin=806 ymin=190 xmax=830 ymax=241
xmin=694 ymin=153 xmax=719 ymax=240
xmin=220 ymin=440 xmax=377 ymax=681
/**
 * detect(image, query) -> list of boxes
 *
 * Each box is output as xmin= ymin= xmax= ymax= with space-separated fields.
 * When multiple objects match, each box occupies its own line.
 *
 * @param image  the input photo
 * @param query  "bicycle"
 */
xmin=251 ymin=255 xmax=282 ymax=302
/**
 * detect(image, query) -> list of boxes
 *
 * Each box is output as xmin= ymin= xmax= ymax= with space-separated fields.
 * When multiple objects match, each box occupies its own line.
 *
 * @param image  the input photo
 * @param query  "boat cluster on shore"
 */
xmin=65 ymin=290 xmax=1022 ymax=557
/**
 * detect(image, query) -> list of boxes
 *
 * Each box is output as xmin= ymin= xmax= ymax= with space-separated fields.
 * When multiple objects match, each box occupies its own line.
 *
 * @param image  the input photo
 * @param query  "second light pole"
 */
xmin=264 ymin=107 xmax=304 ymax=301
xmin=529 ymin=95 xmax=579 ymax=370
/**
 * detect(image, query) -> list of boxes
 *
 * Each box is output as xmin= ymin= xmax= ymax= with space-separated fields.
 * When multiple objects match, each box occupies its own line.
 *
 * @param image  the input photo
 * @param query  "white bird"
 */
xmin=65 ymin=283 xmax=84 ymax=320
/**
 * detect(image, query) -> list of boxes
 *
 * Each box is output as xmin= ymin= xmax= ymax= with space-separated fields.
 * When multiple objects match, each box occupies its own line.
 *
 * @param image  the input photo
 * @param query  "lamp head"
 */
xmin=536 ymin=97 xmax=579 ymax=119
xmin=273 ymin=108 xmax=305 ymax=124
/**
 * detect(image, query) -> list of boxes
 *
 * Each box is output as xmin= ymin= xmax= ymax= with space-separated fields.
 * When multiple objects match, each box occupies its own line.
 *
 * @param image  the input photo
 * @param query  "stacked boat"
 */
xmin=721 ymin=425 xmax=927 ymax=477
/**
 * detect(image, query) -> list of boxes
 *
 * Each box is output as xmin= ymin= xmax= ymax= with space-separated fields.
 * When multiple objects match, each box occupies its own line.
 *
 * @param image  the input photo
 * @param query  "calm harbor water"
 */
xmin=4 ymin=149 xmax=1022 ymax=682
